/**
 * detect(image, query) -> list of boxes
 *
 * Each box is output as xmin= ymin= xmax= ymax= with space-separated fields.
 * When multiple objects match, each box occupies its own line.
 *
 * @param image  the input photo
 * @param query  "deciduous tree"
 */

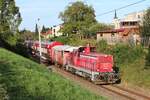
xmin=141 ymin=8 xmax=150 ymax=69
xmin=0 ymin=0 xmax=22 ymax=46
xmin=141 ymin=8 xmax=150 ymax=37
xmin=59 ymin=1 xmax=97 ymax=37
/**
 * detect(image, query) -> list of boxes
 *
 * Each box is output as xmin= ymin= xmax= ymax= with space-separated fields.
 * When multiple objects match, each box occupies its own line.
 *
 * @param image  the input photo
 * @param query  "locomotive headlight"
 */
xmin=104 ymin=55 xmax=108 ymax=57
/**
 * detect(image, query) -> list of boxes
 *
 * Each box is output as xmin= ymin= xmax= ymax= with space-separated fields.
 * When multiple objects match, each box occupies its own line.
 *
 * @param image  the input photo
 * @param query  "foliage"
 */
xmin=108 ymin=44 xmax=144 ymax=65
xmin=35 ymin=24 xmax=39 ymax=39
xmin=96 ymin=39 xmax=108 ymax=53
xmin=59 ymin=1 xmax=97 ymax=36
xmin=0 ymin=0 xmax=22 ymax=33
xmin=145 ymin=46 xmax=150 ymax=69
xmin=52 ymin=36 xmax=70 ymax=44
xmin=0 ymin=32 xmax=18 ymax=46
xmin=0 ymin=48 xmax=106 ymax=100
xmin=19 ymin=29 xmax=35 ymax=41
xmin=52 ymin=35 xmax=96 ymax=46
xmin=0 ymin=0 xmax=22 ymax=46
xmin=120 ymin=57 xmax=150 ymax=89
xmin=96 ymin=42 xmax=144 ymax=66
xmin=0 ymin=84 xmax=9 ymax=100
xmin=141 ymin=8 xmax=150 ymax=37
xmin=141 ymin=8 xmax=150 ymax=69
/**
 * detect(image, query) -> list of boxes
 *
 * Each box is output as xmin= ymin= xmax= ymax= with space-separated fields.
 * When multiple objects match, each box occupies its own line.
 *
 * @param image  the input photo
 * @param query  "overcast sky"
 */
xmin=15 ymin=0 xmax=150 ymax=31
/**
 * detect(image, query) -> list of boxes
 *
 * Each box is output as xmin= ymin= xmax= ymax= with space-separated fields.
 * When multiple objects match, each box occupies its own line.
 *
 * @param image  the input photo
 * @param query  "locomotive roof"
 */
xmin=53 ymin=45 xmax=78 ymax=52
xmin=81 ymin=52 xmax=112 ymax=57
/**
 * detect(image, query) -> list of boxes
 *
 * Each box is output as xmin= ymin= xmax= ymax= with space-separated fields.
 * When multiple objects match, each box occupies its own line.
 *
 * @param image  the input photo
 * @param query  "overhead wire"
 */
xmin=96 ymin=0 xmax=147 ymax=17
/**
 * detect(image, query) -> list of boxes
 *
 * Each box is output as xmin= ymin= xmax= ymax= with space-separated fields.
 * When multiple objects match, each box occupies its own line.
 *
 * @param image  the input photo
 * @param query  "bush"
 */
xmin=96 ymin=40 xmax=108 ymax=53
xmin=52 ymin=36 xmax=70 ymax=44
xmin=96 ymin=43 xmax=144 ymax=66
xmin=0 ymin=84 xmax=9 ymax=100
xmin=145 ymin=46 xmax=150 ymax=69
xmin=52 ymin=35 xmax=96 ymax=46
xmin=109 ymin=44 xmax=144 ymax=65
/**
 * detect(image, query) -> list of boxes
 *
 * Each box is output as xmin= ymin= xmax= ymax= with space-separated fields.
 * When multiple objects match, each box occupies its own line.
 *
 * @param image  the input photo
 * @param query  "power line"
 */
xmin=96 ymin=0 xmax=146 ymax=17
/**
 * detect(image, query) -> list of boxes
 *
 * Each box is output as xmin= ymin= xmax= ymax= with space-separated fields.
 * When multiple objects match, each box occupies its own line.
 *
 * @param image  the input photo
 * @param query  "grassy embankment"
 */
xmin=53 ymin=36 xmax=150 ymax=89
xmin=0 ymin=48 xmax=106 ymax=100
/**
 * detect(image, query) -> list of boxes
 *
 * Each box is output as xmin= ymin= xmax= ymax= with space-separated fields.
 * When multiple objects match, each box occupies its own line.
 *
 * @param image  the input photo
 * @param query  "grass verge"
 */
xmin=0 ymin=48 xmax=106 ymax=100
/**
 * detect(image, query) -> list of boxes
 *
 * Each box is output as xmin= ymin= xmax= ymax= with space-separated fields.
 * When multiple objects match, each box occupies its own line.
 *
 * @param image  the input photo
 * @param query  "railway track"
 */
xmin=100 ymin=85 xmax=150 ymax=100
xmin=111 ymin=85 xmax=150 ymax=100
xmin=51 ymin=66 xmax=150 ymax=100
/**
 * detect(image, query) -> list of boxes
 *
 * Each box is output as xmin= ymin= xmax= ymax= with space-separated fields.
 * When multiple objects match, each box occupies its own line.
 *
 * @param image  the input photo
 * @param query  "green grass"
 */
xmin=0 ymin=48 xmax=106 ymax=100
xmin=120 ymin=57 xmax=150 ymax=89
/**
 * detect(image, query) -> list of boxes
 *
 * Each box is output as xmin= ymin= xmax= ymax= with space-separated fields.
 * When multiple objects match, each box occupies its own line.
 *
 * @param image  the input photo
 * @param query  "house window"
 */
xmin=100 ymin=33 xmax=103 ymax=37
xmin=111 ymin=33 xmax=115 ymax=37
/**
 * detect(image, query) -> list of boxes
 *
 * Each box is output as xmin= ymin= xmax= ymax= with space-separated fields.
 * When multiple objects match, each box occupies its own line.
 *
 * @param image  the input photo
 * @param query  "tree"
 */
xmin=41 ymin=25 xmax=46 ymax=33
xmin=141 ymin=8 xmax=150 ymax=37
xmin=34 ymin=23 xmax=39 ymax=40
xmin=59 ymin=1 xmax=97 ymax=37
xmin=35 ymin=24 xmax=39 ymax=35
xmin=19 ymin=29 xmax=35 ymax=41
xmin=141 ymin=8 xmax=150 ymax=69
xmin=0 ymin=0 xmax=22 ymax=46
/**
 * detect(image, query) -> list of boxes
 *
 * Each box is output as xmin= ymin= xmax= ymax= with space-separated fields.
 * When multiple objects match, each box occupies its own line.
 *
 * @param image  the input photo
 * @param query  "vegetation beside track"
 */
xmin=53 ymin=36 xmax=150 ymax=89
xmin=0 ymin=48 xmax=106 ymax=100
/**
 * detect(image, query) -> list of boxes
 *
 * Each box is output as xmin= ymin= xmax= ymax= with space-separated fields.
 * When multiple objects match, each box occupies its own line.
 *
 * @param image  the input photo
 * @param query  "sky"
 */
xmin=15 ymin=0 xmax=150 ymax=31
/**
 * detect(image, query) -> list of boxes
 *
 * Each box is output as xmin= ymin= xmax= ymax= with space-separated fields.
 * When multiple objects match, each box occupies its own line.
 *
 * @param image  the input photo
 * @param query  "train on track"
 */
xmin=26 ymin=40 xmax=121 ymax=84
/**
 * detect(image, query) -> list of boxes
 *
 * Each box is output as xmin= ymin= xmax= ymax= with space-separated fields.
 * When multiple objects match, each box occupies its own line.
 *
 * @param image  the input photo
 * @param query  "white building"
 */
xmin=51 ymin=24 xmax=63 ymax=37
xmin=112 ymin=10 xmax=145 ymax=29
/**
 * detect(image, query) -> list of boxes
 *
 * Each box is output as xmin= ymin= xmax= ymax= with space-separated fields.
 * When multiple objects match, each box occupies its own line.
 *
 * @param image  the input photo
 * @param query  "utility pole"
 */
xmin=38 ymin=18 xmax=42 ymax=63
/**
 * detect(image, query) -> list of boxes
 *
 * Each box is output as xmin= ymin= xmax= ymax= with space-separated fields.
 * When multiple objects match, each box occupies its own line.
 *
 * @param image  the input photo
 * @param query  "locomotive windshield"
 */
xmin=78 ymin=47 xmax=96 ymax=53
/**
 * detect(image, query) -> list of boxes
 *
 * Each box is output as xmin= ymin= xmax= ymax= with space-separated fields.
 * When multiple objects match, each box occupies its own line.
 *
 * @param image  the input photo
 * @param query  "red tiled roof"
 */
xmin=97 ymin=28 xmax=125 ymax=34
xmin=121 ymin=27 xmax=140 ymax=36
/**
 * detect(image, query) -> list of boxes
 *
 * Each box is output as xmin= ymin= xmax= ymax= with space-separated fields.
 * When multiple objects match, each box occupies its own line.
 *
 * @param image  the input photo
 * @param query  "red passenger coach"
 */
xmin=32 ymin=41 xmax=63 ymax=62
xmin=51 ymin=45 xmax=78 ymax=66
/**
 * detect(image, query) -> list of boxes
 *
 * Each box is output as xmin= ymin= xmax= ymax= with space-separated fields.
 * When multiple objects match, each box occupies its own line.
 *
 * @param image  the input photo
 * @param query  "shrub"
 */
xmin=109 ymin=44 xmax=144 ymax=65
xmin=0 ymin=84 xmax=9 ymax=100
xmin=145 ymin=46 xmax=150 ymax=69
xmin=96 ymin=43 xmax=144 ymax=66
xmin=52 ymin=35 xmax=96 ymax=46
xmin=96 ymin=40 xmax=108 ymax=53
xmin=52 ymin=36 xmax=70 ymax=44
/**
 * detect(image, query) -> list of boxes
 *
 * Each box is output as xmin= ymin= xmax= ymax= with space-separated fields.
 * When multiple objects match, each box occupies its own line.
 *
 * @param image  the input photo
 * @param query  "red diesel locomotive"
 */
xmin=31 ymin=41 xmax=120 ymax=84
